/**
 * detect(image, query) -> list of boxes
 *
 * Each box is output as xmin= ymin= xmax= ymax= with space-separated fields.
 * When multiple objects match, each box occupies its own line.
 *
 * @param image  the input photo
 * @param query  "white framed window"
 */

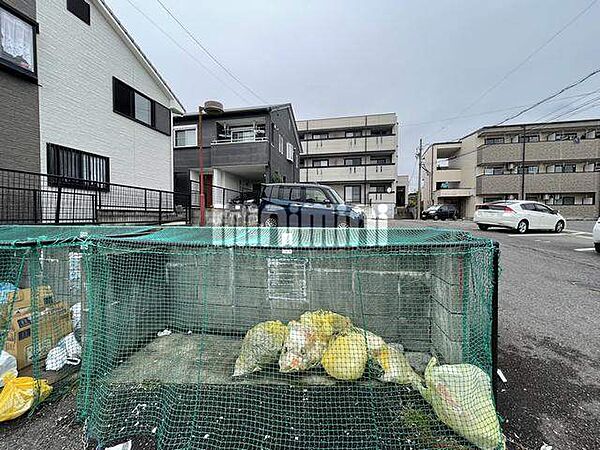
xmin=173 ymin=126 xmax=197 ymax=148
xmin=286 ymin=142 xmax=294 ymax=161
xmin=278 ymin=135 xmax=284 ymax=154
xmin=555 ymin=132 xmax=578 ymax=141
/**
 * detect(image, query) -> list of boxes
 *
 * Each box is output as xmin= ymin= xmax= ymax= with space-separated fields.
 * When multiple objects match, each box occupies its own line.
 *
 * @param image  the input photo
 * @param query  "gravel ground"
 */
xmin=1 ymin=220 xmax=598 ymax=450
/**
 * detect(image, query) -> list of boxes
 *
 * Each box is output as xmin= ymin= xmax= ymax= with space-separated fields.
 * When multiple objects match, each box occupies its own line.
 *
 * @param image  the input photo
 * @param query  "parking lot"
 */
xmin=390 ymin=219 xmax=600 ymax=449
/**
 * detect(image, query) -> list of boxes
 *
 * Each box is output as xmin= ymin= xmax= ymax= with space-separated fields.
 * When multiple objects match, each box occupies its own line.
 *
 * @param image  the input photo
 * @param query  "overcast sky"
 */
xmin=105 ymin=0 xmax=600 ymax=189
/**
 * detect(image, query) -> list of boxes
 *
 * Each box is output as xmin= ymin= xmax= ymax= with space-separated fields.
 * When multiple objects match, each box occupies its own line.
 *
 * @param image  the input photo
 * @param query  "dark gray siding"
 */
xmin=269 ymin=107 xmax=300 ymax=183
xmin=0 ymin=0 xmax=40 ymax=173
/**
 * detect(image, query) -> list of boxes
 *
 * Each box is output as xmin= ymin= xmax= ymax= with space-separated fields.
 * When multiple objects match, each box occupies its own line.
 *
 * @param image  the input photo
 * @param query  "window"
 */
xmin=521 ymin=203 xmax=536 ymax=211
xmin=344 ymin=185 xmax=361 ymax=203
xmin=371 ymin=157 xmax=390 ymax=164
xmin=345 ymin=130 xmax=362 ymax=138
xmin=231 ymin=127 xmax=255 ymax=143
xmin=521 ymin=135 xmax=540 ymax=143
xmin=484 ymin=137 xmax=505 ymax=145
xmin=312 ymin=159 xmax=329 ymax=167
xmin=47 ymin=143 xmax=109 ymax=190
xmin=278 ymin=135 xmax=284 ymax=154
xmin=555 ymin=132 xmax=578 ymax=141
xmin=290 ymin=187 xmax=303 ymax=202
xmin=583 ymin=195 xmax=594 ymax=205
xmin=596 ymin=162 xmax=600 ymax=171
xmin=174 ymin=127 xmax=197 ymax=148
xmin=134 ymin=92 xmax=152 ymax=125
xmin=484 ymin=166 xmax=503 ymax=175
xmin=0 ymin=5 xmax=36 ymax=76
xmin=344 ymin=157 xmax=362 ymax=166
xmin=67 ymin=0 xmax=90 ymax=25
xmin=584 ymin=162 xmax=595 ymax=172
xmin=370 ymin=127 xmax=393 ymax=136
xmin=527 ymin=166 xmax=539 ymax=174
xmin=313 ymin=133 xmax=329 ymax=140
xmin=369 ymin=184 xmax=390 ymax=193
xmin=112 ymin=78 xmax=171 ymax=135
xmin=305 ymin=188 xmax=328 ymax=203
xmin=286 ymin=143 xmax=294 ymax=161
xmin=563 ymin=164 xmax=576 ymax=173
xmin=562 ymin=196 xmax=575 ymax=205
xmin=534 ymin=203 xmax=553 ymax=213
xmin=277 ymin=186 xmax=291 ymax=201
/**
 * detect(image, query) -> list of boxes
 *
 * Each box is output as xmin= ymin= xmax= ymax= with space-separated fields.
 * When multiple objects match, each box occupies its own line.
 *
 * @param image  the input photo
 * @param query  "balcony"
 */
xmin=211 ymin=136 xmax=268 ymax=145
xmin=434 ymin=168 xmax=462 ymax=183
xmin=476 ymin=172 xmax=600 ymax=195
xmin=477 ymin=138 xmax=600 ymax=165
xmin=433 ymin=188 xmax=473 ymax=198
xmin=302 ymin=135 xmax=396 ymax=155
xmin=301 ymin=164 xmax=396 ymax=183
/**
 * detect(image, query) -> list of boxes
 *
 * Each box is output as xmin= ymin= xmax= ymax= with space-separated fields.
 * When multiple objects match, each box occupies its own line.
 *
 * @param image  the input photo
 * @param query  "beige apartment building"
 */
xmin=423 ymin=119 xmax=600 ymax=219
xmin=296 ymin=113 xmax=407 ymax=216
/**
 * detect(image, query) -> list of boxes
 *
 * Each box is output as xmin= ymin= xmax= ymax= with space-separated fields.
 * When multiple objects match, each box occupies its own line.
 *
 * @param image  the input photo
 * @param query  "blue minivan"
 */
xmin=258 ymin=183 xmax=365 ymax=228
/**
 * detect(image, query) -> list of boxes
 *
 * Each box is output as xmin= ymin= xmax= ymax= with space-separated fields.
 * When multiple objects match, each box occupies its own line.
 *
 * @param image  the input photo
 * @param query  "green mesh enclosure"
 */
xmin=73 ymin=227 xmax=502 ymax=450
xmin=0 ymin=226 xmax=158 ymax=403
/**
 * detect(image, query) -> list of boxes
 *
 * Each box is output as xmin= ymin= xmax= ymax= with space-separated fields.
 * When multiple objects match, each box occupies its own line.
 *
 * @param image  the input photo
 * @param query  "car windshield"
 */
xmin=427 ymin=205 xmax=441 ymax=211
xmin=327 ymin=188 xmax=344 ymax=204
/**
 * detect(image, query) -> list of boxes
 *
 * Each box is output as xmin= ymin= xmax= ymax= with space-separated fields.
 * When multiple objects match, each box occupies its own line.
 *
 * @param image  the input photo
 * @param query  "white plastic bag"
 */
xmin=0 ymin=351 xmax=17 ymax=387
xmin=70 ymin=302 xmax=82 ymax=331
xmin=45 ymin=332 xmax=82 ymax=371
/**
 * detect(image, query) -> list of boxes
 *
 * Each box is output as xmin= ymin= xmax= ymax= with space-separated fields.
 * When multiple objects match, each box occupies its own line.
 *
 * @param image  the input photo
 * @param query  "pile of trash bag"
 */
xmin=233 ymin=310 xmax=504 ymax=450
xmin=0 ymin=372 xmax=52 ymax=422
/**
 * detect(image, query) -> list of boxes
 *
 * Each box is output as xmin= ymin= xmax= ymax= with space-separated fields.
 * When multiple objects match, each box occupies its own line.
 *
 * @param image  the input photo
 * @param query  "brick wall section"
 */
xmin=0 ymin=0 xmax=39 ymax=172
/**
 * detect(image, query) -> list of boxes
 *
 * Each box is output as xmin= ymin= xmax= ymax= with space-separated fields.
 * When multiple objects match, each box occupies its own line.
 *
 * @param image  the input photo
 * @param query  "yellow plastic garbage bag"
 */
xmin=233 ymin=321 xmax=289 ymax=377
xmin=415 ymin=357 xmax=504 ymax=450
xmin=299 ymin=310 xmax=352 ymax=338
xmin=279 ymin=320 xmax=329 ymax=373
xmin=373 ymin=345 xmax=421 ymax=385
xmin=0 ymin=372 xmax=52 ymax=422
xmin=321 ymin=329 xmax=368 ymax=381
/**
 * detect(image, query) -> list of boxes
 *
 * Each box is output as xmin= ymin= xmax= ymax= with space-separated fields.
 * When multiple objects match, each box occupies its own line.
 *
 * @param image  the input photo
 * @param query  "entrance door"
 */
xmin=396 ymin=186 xmax=406 ymax=206
xmin=204 ymin=174 xmax=213 ymax=208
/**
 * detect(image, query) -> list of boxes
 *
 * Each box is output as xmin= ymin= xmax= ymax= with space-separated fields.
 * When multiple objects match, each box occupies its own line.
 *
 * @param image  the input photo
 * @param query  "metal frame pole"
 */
xmin=198 ymin=106 xmax=206 ymax=226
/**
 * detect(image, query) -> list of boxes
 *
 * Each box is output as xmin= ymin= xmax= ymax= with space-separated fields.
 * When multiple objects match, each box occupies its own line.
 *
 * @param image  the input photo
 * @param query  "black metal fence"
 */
xmin=0 ymin=168 xmax=248 ymax=225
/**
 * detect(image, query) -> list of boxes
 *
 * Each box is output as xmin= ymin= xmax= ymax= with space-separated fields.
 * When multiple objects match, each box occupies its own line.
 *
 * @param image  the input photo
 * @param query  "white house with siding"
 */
xmin=37 ymin=0 xmax=184 ymax=194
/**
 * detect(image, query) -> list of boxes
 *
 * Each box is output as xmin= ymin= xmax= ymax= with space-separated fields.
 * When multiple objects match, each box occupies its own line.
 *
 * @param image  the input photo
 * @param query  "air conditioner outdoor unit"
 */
xmin=543 ymin=194 xmax=550 ymax=200
xmin=508 ymin=163 xmax=515 ymax=170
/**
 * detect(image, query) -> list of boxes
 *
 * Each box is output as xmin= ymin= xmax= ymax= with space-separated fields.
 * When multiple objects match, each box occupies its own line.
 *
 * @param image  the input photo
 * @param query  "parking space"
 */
xmin=388 ymin=219 xmax=600 ymax=449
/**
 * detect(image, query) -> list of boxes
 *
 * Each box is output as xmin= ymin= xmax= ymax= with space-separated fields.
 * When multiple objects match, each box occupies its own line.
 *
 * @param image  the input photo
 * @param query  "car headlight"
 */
xmin=351 ymin=206 xmax=364 ymax=215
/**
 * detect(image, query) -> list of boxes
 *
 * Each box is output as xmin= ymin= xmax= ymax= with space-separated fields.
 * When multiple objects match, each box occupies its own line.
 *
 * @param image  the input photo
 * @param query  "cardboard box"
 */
xmin=2 ymin=287 xmax=73 ymax=370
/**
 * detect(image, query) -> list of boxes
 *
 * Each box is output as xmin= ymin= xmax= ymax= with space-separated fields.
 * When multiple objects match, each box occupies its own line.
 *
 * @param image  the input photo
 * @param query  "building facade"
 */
xmin=0 ymin=0 xmax=183 ymax=188
xmin=0 ymin=0 xmax=40 ymax=173
xmin=173 ymin=104 xmax=301 ymax=207
xmin=423 ymin=119 xmax=600 ymax=219
xmin=296 ymin=114 xmax=406 ymax=215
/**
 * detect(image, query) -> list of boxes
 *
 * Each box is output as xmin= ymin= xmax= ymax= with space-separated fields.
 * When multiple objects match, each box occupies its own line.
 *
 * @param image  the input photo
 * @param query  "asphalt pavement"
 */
xmin=389 ymin=218 xmax=600 ymax=450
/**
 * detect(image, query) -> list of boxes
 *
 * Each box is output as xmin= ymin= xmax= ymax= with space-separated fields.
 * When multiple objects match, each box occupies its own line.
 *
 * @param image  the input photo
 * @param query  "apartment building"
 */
xmin=296 ymin=114 xmax=406 ymax=216
xmin=423 ymin=119 xmax=600 ymax=219
xmin=173 ymin=103 xmax=300 ymax=206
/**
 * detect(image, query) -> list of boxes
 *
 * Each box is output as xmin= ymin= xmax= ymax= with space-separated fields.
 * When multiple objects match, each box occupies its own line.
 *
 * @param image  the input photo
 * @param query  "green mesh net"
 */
xmin=0 ymin=226 xmax=502 ymax=449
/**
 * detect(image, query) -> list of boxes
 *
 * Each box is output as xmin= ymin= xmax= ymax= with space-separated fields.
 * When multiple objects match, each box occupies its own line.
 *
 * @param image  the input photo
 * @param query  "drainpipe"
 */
xmin=520 ymin=124 xmax=526 ymax=200
xmin=198 ymin=106 xmax=206 ymax=226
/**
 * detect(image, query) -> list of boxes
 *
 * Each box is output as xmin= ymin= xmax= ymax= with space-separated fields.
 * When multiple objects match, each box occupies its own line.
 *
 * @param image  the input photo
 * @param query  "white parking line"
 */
xmin=574 ymin=247 xmax=596 ymax=252
xmin=508 ymin=233 xmax=593 ymax=239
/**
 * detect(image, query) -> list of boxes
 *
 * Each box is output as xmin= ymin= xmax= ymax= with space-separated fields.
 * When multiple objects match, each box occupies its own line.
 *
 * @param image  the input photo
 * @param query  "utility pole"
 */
xmin=520 ymin=124 xmax=526 ymax=200
xmin=198 ymin=105 xmax=206 ymax=226
xmin=416 ymin=138 xmax=423 ymax=220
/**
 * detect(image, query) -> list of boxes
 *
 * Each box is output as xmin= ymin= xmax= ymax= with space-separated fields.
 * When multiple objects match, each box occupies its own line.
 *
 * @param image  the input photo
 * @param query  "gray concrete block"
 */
xmin=432 ymin=299 xmax=463 ymax=342
xmin=431 ymin=321 xmax=463 ymax=364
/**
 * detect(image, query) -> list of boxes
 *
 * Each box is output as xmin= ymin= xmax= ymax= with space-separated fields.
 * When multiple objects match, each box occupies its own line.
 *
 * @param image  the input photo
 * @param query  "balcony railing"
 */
xmin=211 ymin=136 xmax=268 ymax=145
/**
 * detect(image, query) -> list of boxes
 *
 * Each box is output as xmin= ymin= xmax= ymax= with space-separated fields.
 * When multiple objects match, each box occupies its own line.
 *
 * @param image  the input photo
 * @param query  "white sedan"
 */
xmin=473 ymin=200 xmax=566 ymax=234
xmin=593 ymin=217 xmax=600 ymax=253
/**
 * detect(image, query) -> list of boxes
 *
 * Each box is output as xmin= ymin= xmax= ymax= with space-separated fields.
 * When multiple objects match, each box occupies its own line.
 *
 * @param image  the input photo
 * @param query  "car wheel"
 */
xmin=263 ymin=216 xmax=278 ymax=227
xmin=433 ymin=215 xmax=439 ymax=221
xmin=595 ymin=243 xmax=600 ymax=253
xmin=516 ymin=220 xmax=528 ymax=234
xmin=478 ymin=224 xmax=489 ymax=231
xmin=554 ymin=220 xmax=565 ymax=233
xmin=337 ymin=221 xmax=349 ymax=229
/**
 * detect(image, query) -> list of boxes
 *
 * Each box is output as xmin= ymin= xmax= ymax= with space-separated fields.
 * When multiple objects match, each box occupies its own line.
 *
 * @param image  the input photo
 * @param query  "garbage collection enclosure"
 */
xmin=73 ymin=227 xmax=500 ymax=449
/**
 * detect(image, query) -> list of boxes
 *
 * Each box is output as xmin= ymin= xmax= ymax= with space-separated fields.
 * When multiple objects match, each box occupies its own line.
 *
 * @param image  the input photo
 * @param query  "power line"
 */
xmin=458 ymin=0 xmax=598 ymax=116
xmin=154 ymin=0 xmax=267 ymax=104
xmin=402 ymin=90 xmax=600 ymax=128
xmin=420 ymin=0 xmax=598 ymax=143
xmin=496 ymin=66 xmax=600 ymax=125
xmin=122 ymin=0 xmax=252 ymax=104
